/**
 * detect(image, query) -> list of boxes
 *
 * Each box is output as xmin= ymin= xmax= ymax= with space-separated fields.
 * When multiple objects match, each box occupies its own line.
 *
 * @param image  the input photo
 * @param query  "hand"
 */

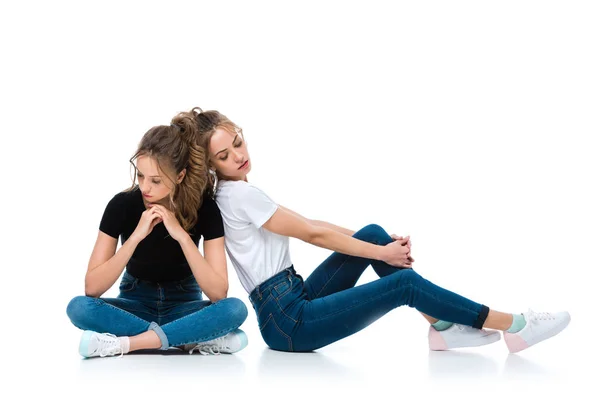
xmin=379 ymin=240 xmax=413 ymax=268
xmin=149 ymin=204 xmax=189 ymax=243
xmin=131 ymin=206 xmax=163 ymax=243
xmin=391 ymin=234 xmax=414 ymax=265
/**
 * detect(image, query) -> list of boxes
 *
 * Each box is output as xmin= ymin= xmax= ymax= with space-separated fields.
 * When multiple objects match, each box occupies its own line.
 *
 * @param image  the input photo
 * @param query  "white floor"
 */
xmin=8 ymin=304 xmax=592 ymax=400
xmin=4 ymin=2 xmax=599 ymax=399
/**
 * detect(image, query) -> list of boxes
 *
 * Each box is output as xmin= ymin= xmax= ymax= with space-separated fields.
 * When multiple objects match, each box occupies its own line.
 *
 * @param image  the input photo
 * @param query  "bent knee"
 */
xmin=355 ymin=223 xmax=391 ymax=243
xmin=217 ymin=297 xmax=248 ymax=325
xmin=66 ymin=295 xmax=96 ymax=324
xmin=395 ymin=268 xmax=424 ymax=284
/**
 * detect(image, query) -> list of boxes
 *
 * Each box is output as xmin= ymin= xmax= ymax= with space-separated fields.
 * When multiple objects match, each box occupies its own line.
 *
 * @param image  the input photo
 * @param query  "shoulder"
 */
xmin=225 ymin=180 xmax=269 ymax=200
xmin=198 ymin=193 xmax=220 ymax=214
xmin=105 ymin=187 xmax=139 ymax=209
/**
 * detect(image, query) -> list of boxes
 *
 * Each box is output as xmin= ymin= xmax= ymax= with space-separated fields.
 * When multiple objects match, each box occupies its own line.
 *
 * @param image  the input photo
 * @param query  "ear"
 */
xmin=177 ymin=168 xmax=186 ymax=184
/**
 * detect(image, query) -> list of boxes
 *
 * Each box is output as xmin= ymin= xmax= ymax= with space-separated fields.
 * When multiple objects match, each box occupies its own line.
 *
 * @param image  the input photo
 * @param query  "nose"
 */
xmin=232 ymin=149 xmax=244 ymax=163
xmin=139 ymin=182 xmax=149 ymax=195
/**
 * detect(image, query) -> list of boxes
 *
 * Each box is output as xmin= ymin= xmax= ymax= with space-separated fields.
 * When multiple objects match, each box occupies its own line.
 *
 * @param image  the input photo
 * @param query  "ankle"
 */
xmin=432 ymin=320 xmax=453 ymax=331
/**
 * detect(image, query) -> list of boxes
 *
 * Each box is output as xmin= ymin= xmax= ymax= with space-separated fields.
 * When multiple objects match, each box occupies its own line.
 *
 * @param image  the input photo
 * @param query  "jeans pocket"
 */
xmin=273 ymin=280 xmax=292 ymax=298
xmin=259 ymin=313 xmax=293 ymax=352
xmin=119 ymin=275 xmax=138 ymax=292
xmin=177 ymin=281 xmax=201 ymax=293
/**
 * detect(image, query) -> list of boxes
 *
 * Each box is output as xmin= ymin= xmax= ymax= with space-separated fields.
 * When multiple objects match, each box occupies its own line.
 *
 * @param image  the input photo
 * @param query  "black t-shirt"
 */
xmin=99 ymin=186 xmax=224 ymax=282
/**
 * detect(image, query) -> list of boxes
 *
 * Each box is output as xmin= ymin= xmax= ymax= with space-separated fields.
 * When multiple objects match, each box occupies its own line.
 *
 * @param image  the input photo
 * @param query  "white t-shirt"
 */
xmin=215 ymin=180 xmax=292 ymax=293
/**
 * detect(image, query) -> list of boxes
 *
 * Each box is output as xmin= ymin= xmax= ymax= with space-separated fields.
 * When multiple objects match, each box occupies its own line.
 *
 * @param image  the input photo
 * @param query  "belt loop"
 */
xmin=258 ymin=283 xmax=262 ymax=300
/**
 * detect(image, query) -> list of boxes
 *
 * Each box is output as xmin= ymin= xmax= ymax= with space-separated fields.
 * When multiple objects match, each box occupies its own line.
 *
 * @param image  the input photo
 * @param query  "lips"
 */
xmin=238 ymin=160 xmax=249 ymax=170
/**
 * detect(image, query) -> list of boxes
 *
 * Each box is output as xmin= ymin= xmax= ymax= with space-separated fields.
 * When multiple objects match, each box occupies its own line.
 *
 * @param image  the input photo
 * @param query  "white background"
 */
xmin=1 ymin=1 xmax=598 ymax=399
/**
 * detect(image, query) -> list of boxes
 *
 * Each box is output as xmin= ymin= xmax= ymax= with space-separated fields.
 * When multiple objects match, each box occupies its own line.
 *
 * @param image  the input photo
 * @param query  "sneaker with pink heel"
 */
xmin=503 ymin=309 xmax=570 ymax=353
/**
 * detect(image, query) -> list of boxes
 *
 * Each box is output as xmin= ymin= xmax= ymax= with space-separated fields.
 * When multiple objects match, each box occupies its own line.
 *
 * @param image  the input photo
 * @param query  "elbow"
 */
xmin=84 ymin=277 xmax=102 ymax=298
xmin=304 ymin=225 xmax=324 ymax=246
xmin=84 ymin=287 xmax=101 ymax=298
xmin=208 ymin=290 xmax=228 ymax=303
xmin=208 ymin=283 xmax=229 ymax=303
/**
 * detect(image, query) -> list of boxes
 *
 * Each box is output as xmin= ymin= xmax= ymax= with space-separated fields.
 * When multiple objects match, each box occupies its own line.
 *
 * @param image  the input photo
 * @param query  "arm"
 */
xmin=178 ymin=236 xmax=228 ymax=302
xmin=86 ymin=204 xmax=163 ymax=297
xmin=84 ymin=231 xmax=141 ymax=298
xmin=278 ymin=205 xmax=356 ymax=236
xmin=263 ymin=206 xmax=385 ymax=261
xmin=278 ymin=205 xmax=413 ymax=264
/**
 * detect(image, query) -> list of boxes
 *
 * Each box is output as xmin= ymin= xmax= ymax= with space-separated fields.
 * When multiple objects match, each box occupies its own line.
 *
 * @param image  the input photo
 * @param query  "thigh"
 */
xmin=160 ymin=299 xmax=212 ymax=325
xmin=303 ymin=224 xmax=400 ymax=300
xmin=160 ymin=298 xmax=248 ymax=347
xmin=66 ymin=296 xmax=154 ymax=336
xmin=295 ymin=270 xmax=417 ymax=351
xmin=102 ymin=297 xmax=157 ymax=322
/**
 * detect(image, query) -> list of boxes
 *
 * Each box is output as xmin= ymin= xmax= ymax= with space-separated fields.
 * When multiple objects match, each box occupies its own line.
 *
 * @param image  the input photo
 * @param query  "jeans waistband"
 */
xmin=123 ymin=271 xmax=197 ymax=288
xmin=249 ymin=265 xmax=296 ymax=304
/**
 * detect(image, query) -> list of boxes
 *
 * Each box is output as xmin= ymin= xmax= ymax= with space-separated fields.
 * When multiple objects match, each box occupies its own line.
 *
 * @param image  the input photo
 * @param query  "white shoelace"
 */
xmin=527 ymin=309 xmax=554 ymax=321
xmin=95 ymin=333 xmax=124 ymax=358
xmin=188 ymin=335 xmax=232 ymax=355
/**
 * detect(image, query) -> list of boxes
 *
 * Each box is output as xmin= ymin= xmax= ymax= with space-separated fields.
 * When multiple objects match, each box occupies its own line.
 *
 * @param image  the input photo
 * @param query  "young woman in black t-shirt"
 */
xmin=66 ymin=113 xmax=248 ymax=358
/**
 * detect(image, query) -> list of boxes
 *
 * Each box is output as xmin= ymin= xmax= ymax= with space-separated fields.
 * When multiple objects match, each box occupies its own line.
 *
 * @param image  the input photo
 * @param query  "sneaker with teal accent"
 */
xmin=184 ymin=329 xmax=248 ymax=355
xmin=503 ymin=309 xmax=570 ymax=353
xmin=79 ymin=330 xmax=125 ymax=358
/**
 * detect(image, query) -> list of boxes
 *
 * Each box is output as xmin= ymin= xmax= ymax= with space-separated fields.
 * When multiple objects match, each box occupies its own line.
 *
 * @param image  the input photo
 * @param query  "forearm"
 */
xmin=310 ymin=220 xmax=355 ymax=236
xmin=85 ymin=237 xmax=139 ymax=297
xmin=308 ymin=226 xmax=383 ymax=261
xmin=179 ymin=236 xmax=228 ymax=302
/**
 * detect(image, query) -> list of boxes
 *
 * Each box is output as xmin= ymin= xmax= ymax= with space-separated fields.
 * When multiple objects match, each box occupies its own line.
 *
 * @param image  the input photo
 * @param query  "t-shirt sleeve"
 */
xmin=199 ymin=196 xmax=225 ymax=240
xmin=233 ymin=184 xmax=278 ymax=228
xmin=99 ymin=193 xmax=127 ymax=239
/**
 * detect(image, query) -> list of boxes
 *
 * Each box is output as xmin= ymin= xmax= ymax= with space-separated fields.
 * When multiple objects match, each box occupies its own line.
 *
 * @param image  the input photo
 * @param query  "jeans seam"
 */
xmin=95 ymin=299 xmax=153 ymax=325
xmin=275 ymin=297 xmax=298 ymax=323
xmin=303 ymin=282 xmax=480 ymax=324
xmin=160 ymin=301 xmax=242 ymax=347
xmin=261 ymin=313 xmax=293 ymax=351
xmin=169 ymin=323 xmax=241 ymax=348
xmin=314 ymin=254 xmax=352 ymax=298
xmin=257 ymin=293 xmax=274 ymax=317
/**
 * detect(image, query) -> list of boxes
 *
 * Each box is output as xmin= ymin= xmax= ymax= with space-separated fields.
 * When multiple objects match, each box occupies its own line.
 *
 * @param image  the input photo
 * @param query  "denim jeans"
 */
xmin=249 ymin=224 xmax=490 ymax=352
xmin=67 ymin=272 xmax=248 ymax=349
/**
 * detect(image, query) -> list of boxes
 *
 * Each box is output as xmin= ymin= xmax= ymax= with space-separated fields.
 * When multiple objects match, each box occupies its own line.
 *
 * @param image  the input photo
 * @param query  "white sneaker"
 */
xmin=429 ymin=324 xmax=501 ymax=351
xmin=503 ymin=309 xmax=570 ymax=353
xmin=79 ymin=331 xmax=125 ymax=358
xmin=184 ymin=329 xmax=248 ymax=355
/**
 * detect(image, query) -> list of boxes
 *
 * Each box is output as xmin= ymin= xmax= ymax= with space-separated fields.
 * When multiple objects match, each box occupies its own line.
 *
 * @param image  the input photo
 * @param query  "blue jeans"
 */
xmin=249 ymin=224 xmax=490 ymax=352
xmin=67 ymin=272 xmax=248 ymax=350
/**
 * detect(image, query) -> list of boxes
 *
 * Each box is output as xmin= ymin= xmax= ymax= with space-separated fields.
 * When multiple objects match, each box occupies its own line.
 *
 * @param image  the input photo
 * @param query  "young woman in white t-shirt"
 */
xmin=179 ymin=107 xmax=570 ymax=354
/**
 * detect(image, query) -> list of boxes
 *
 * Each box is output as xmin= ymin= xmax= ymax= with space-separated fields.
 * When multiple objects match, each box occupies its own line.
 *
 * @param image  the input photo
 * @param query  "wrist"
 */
xmin=177 ymin=233 xmax=193 ymax=246
xmin=128 ymin=235 xmax=142 ymax=246
xmin=373 ymin=243 xmax=386 ymax=261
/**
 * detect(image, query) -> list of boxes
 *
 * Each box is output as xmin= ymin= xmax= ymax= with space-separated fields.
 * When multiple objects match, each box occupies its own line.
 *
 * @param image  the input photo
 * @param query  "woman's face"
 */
xmin=135 ymin=155 xmax=178 ymax=206
xmin=209 ymin=128 xmax=251 ymax=181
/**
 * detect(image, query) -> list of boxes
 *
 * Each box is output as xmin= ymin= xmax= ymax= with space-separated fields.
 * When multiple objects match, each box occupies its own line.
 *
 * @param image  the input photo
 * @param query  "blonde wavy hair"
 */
xmin=127 ymin=112 xmax=210 ymax=232
xmin=175 ymin=107 xmax=243 ymax=191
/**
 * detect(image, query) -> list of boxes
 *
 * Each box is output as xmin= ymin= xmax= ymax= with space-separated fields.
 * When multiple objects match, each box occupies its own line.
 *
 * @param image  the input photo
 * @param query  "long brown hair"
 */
xmin=128 ymin=113 xmax=210 ymax=232
xmin=175 ymin=107 xmax=242 ymax=191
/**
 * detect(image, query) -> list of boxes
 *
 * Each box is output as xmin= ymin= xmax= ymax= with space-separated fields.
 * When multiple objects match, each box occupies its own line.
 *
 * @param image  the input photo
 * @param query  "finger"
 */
xmin=150 ymin=210 xmax=163 ymax=221
xmin=153 ymin=204 xmax=168 ymax=212
xmin=152 ymin=207 xmax=165 ymax=218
